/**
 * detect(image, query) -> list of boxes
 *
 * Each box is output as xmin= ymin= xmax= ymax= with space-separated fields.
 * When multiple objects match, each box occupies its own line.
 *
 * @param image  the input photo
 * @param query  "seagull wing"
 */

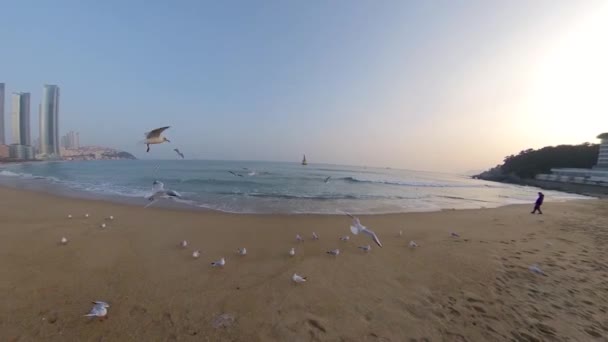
xmin=362 ymin=228 xmax=383 ymax=247
xmin=145 ymin=126 xmax=170 ymax=139
xmin=144 ymin=199 xmax=158 ymax=208
xmin=167 ymin=190 xmax=181 ymax=198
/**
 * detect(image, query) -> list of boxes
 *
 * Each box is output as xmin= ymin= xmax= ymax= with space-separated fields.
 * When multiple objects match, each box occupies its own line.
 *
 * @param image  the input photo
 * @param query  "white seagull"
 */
xmin=180 ymin=240 xmax=188 ymax=248
xmin=211 ymin=257 xmax=226 ymax=267
xmin=289 ymin=247 xmax=296 ymax=256
xmin=60 ymin=237 xmax=68 ymax=245
xmin=85 ymin=213 xmax=89 ymax=218
xmin=327 ymin=249 xmax=340 ymax=256
xmin=296 ymin=234 xmax=304 ymax=242
xmin=339 ymin=235 xmax=350 ymax=242
xmin=144 ymin=126 xmax=171 ymax=152
xmin=348 ymin=215 xmax=382 ymax=247
xmin=100 ymin=223 xmax=106 ymax=228
xmin=108 ymin=216 xmax=114 ymax=220
xmin=292 ymin=273 xmax=307 ymax=283
xmin=358 ymin=245 xmax=371 ymax=252
xmin=67 ymin=214 xmax=72 ymax=219
xmin=312 ymin=232 xmax=319 ymax=240
xmin=192 ymin=250 xmax=201 ymax=258
xmin=145 ymin=181 xmax=182 ymax=208
xmin=237 ymin=248 xmax=247 ymax=256
xmin=84 ymin=301 xmax=110 ymax=319
xmin=409 ymin=240 xmax=419 ymax=248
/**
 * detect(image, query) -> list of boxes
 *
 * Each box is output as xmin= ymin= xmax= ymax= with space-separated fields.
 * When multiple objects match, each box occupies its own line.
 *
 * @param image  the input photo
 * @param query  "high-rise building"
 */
xmin=0 ymin=83 xmax=5 ymax=145
xmin=60 ymin=131 xmax=80 ymax=150
xmin=11 ymin=92 xmax=31 ymax=146
xmin=40 ymin=84 xmax=60 ymax=157
xmin=596 ymin=133 xmax=608 ymax=170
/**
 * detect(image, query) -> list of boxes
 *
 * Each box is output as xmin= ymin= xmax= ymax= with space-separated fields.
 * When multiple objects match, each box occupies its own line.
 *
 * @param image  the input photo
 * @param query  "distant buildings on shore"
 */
xmin=536 ymin=132 xmax=608 ymax=186
xmin=0 ymin=82 xmax=135 ymax=162
xmin=0 ymin=82 xmax=61 ymax=160
xmin=61 ymin=131 xmax=80 ymax=150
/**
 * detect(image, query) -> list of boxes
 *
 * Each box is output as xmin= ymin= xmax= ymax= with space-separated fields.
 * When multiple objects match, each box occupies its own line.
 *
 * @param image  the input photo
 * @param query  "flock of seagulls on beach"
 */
xmin=54 ymin=126 xmax=548 ymax=321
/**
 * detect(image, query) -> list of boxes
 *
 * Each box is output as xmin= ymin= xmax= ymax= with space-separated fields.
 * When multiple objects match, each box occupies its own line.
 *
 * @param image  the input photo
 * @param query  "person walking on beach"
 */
xmin=531 ymin=192 xmax=544 ymax=214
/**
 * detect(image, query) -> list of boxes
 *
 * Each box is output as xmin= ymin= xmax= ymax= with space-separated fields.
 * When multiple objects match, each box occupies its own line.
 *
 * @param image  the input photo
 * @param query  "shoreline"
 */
xmin=0 ymin=173 xmax=595 ymax=215
xmin=1 ymin=186 xmax=607 ymax=340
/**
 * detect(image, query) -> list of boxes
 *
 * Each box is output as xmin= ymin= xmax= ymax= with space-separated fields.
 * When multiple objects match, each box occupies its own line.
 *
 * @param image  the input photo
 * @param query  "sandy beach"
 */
xmin=1 ymin=186 xmax=607 ymax=341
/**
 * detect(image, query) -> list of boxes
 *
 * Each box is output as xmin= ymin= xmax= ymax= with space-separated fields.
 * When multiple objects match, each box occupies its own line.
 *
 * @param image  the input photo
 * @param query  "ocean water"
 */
xmin=0 ymin=160 xmax=591 ymax=214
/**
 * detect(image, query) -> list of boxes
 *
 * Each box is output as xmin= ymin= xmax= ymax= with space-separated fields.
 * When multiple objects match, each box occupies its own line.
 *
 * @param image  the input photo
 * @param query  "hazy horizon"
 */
xmin=1 ymin=1 xmax=606 ymax=173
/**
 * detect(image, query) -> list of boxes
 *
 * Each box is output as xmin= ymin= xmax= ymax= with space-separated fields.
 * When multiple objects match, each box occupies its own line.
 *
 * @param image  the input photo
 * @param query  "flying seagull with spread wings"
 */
xmin=144 ymin=126 xmax=171 ymax=152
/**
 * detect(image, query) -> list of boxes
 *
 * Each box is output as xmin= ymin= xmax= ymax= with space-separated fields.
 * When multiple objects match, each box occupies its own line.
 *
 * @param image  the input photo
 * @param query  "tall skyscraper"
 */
xmin=11 ymin=92 xmax=31 ymax=146
xmin=40 ymin=84 xmax=60 ymax=156
xmin=0 ymin=83 xmax=5 ymax=145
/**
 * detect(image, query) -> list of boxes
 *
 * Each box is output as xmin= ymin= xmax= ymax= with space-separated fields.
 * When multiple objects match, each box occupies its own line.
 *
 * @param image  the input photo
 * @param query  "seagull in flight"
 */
xmin=143 ymin=126 xmax=171 ymax=152
xmin=173 ymin=148 xmax=185 ymax=159
xmin=228 ymin=171 xmax=244 ymax=177
xmin=324 ymin=176 xmax=331 ymax=183
xmin=347 ymin=214 xmax=383 ymax=247
xmin=84 ymin=301 xmax=110 ymax=319
xmin=145 ymin=181 xmax=182 ymax=208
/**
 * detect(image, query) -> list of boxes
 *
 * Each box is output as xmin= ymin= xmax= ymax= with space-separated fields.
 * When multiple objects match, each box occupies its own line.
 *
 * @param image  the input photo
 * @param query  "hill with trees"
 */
xmin=475 ymin=143 xmax=599 ymax=182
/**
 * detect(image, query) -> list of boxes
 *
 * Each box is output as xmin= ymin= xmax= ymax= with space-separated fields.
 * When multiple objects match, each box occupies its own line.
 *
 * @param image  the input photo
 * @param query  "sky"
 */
xmin=0 ymin=0 xmax=607 ymax=173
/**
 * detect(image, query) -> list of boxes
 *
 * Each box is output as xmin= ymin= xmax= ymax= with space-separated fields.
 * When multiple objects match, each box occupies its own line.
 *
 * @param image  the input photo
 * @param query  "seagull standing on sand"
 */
xmin=450 ymin=232 xmax=460 ymax=238
xmin=358 ymin=245 xmax=371 ymax=252
xmin=296 ymin=234 xmax=304 ymax=242
xmin=289 ymin=247 xmax=296 ymax=256
xmin=327 ymin=249 xmax=340 ymax=256
xmin=84 ymin=301 xmax=110 ymax=319
xmin=292 ymin=273 xmax=307 ymax=283
xmin=339 ymin=235 xmax=350 ymax=241
xmin=409 ymin=240 xmax=419 ymax=248
xmin=237 ymin=248 xmax=247 ymax=256
xmin=211 ymin=257 xmax=226 ymax=267
xmin=347 ymin=214 xmax=382 ymax=247
xmin=67 ymin=214 xmax=72 ymax=219
xmin=173 ymin=148 xmax=185 ymax=159
xmin=143 ymin=126 xmax=171 ymax=152
xmin=312 ymin=232 xmax=319 ymax=240
xmin=192 ymin=250 xmax=201 ymax=258
xmin=145 ymin=181 xmax=182 ymax=208
xmin=60 ymin=237 xmax=68 ymax=245
xmin=180 ymin=240 xmax=188 ymax=248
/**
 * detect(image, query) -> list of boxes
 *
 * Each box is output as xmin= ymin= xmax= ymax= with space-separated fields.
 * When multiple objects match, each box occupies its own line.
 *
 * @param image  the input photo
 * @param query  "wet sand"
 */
xmin=0 ymin=186 xmax=607 ymax=341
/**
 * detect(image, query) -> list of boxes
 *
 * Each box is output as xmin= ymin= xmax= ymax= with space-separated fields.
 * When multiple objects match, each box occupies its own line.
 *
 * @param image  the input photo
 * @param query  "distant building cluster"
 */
xmin=61 ymin=131 xmax=80 ymax=150
xmin=0 ymin=83 xmax=61 ymax=160
xmin=536 ymin=132 xmax=608 ymax=186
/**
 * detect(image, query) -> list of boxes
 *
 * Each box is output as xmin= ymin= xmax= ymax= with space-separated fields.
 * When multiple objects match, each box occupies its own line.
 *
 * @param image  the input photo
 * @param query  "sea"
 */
xmin=0 ymin=160 xmax=591 ymax=214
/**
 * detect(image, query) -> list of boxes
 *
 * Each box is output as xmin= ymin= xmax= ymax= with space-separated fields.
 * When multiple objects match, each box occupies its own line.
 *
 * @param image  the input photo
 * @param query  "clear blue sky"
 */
xmin=1 ymin=0 xmax=606 ymax=172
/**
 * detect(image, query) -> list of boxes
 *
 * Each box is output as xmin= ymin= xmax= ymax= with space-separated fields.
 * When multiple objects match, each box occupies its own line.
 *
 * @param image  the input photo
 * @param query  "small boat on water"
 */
xmin=302 ymin=154 xmax=307 ymax=165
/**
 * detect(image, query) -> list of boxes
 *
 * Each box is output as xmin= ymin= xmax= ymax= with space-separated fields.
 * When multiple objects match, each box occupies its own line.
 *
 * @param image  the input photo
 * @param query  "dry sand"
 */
xmin=0 ymin=186 xmax=607 ymax=341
